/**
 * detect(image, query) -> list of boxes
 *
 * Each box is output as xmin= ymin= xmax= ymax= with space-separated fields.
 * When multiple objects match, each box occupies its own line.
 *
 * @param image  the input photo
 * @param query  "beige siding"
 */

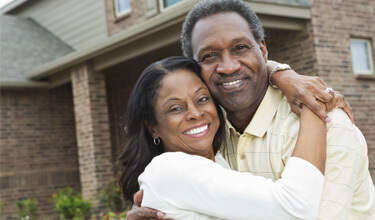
xmin=13 ymin=0 xmax=107 ymax=50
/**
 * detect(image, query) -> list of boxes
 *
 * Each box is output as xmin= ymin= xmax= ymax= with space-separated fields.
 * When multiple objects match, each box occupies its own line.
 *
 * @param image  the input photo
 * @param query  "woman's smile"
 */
xmin=183 ymin=123 xmax=210 ymax=138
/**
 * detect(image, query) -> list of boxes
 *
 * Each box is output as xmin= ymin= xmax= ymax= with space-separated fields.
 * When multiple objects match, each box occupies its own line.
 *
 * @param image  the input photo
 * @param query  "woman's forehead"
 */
xmin=156 ymin=70 xmax=208 ymax=102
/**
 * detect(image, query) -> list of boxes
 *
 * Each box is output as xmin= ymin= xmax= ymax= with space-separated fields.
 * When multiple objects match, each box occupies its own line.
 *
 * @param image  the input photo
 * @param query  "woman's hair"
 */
xmin=118 ymin=56 xmax=226 ymax=201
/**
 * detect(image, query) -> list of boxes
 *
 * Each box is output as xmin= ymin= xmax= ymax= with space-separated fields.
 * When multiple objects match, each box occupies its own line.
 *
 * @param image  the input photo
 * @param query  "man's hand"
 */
xmin=126 ymin=206 xmax=164 ymax=220
xmin=269 ymin=66 xmax=354 ymax=122
xmin=126 ymin=190 xmax=165 ymax=220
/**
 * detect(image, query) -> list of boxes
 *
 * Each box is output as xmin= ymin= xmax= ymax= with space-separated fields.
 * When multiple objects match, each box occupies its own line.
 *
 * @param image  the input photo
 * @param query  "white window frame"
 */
xmin=350 ymin=38 xmax=374 ymax=75
xmin=159 ymin=0 xmax=184 ymax=11
xmin=114 ymin=0 xmax=132 ymax=18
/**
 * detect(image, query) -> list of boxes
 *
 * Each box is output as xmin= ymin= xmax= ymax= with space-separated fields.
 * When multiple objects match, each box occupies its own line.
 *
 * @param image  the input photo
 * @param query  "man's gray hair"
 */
xmin=181 ymin=0 xmax=265 ymax=59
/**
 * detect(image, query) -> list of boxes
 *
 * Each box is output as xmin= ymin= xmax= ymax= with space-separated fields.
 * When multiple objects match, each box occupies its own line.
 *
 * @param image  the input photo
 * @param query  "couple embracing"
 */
xmin=119 ymin=0 xmax=374 ymax=219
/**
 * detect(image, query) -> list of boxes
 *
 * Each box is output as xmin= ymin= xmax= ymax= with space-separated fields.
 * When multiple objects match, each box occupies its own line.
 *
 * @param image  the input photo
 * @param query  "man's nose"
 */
xmin=216 ymin=53 xmax=241 ymax=74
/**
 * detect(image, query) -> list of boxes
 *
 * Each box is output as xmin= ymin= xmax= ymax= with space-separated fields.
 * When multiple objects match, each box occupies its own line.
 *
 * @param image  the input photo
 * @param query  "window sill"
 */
xmin=159 ymin=0 xmax=185 ymax=13
xmin=115 ymin=10 xmax=131 ymax=22
xmin=355 ymin=73 xmax=375 ymax=80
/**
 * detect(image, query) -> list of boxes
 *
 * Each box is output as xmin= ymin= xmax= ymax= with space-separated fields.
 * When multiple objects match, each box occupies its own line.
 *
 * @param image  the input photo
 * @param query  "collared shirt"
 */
xmin=220 ymin=86 xmax=375 ymax=220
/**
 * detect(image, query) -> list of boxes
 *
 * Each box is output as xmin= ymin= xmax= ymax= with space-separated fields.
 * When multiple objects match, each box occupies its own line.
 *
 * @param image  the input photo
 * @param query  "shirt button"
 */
xmin=240 ymin=154 xmax=246 ymax=160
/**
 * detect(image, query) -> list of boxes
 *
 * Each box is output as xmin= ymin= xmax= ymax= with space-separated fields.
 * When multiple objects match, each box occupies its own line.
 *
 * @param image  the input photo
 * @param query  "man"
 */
xmin=127 ymin=0 xmax=374 ymax=219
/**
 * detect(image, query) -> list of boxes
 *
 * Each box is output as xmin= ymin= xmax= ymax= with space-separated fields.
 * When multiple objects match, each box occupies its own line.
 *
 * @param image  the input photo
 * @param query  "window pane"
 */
xmin=163 ymin=0 xmax=183 ymax=8
xmin=350 ymin=39 xmax=371 ymax=73
xmin=117 ymin=0 xmax=131 ymax=13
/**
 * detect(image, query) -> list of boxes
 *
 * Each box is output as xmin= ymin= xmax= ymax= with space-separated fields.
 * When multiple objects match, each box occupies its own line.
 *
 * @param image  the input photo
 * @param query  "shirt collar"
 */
xmin=225 ymin=86 xmax=283 ymax=137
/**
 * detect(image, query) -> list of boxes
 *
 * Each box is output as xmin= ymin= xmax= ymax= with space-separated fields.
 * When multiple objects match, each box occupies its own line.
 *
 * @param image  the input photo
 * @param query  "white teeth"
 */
xmin=222 ymin=80 xmax=242 ymax=87
xmin=185 ymin=124 xmax=208 ymax=135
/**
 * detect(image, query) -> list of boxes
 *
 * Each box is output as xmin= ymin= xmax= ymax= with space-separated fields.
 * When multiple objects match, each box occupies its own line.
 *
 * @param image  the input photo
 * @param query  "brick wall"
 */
xmin=71 ymin=63 xmax=114 ymax=209
xmin=0 ymin=84 xmax=80 ymax=219
xmin=105 ymin=0 xmax=146 ymax=36
xmin=106 ymin=65 xmax=138 ymax=162
xmin=267 ymin=24 xmax=318 ymax=76
xmin=310 ymin=0 xmax=375 ymax=179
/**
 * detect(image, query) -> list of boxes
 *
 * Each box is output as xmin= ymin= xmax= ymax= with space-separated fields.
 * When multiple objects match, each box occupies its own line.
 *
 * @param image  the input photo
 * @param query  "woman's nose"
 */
xmin=186 ymin=105 xmax=204 ymax=120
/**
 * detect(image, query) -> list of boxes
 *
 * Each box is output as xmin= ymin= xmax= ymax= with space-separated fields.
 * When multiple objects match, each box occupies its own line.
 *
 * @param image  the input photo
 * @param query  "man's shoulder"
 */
xmin=271 ymin=95 xmax=300 ymax=134
xmin=276 ymin=96 xmax=354 ymax=130
xmin=326 ymin=108 xmax=368 ymax=154
xmin=276 ymin=95 xmax=298 ymax=120
xmin=327 ymin=108 xmax=354 ymax=129
xmin=274 ymin=99 xmax=364 ymax=143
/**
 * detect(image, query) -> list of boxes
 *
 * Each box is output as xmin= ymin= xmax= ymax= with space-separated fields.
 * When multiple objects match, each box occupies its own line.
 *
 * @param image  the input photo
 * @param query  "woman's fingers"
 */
xmin=133 ymin=190 xmax=143 ymax=207
xmin=325 ymin=90 xmax=355 ymax=123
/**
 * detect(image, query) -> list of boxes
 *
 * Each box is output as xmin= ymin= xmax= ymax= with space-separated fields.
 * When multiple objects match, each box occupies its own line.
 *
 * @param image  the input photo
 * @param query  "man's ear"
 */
xmin=259 ymin=40 xmax=268 ymax=62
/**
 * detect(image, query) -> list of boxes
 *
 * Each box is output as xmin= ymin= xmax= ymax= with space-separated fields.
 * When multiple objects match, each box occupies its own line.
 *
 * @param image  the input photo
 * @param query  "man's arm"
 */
xmin=266 ymin=60 xmax=354 ymax=122
xmin=126 ymin=190 xmax=165 ymax=220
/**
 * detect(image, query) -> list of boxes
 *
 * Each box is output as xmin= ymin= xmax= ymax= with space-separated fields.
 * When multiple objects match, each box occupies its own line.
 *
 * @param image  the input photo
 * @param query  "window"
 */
xmin=159 ymin=0 xmax=184 ymax=9
xmin=350 ymin=38 xmax=374 ymax=74
xmin=115 ymin=0 xmax=131 ymax=17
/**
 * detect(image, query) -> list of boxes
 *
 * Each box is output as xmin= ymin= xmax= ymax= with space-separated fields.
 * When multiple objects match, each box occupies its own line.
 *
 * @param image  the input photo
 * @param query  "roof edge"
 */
xmin=1 ymin=0 xmax=29 ymax=14
xmin=0 ymin=80 xmax=51 ymax=89
xmin=249 ymin=0 xmax=310 ymax=8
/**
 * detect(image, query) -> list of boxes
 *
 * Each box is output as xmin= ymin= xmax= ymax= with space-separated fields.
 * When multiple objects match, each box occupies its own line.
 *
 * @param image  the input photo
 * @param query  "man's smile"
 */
xmin=223 ymin=79 xmax=241 ymax=87
xmin=221 ymin=79 xmax=244 ymax=90
xmin=216 ymin=77 xmax=250 ymax=93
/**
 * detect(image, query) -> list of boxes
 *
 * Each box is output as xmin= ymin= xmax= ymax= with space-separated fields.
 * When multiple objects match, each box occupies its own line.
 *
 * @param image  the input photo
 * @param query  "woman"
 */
xmin=119 ymin=56 xmax=327 ymax=220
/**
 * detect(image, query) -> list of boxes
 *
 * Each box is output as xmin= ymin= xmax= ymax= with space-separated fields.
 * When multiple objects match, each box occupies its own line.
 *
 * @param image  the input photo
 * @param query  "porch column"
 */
xmin=71 ymin=62 xmax=113 ymax=204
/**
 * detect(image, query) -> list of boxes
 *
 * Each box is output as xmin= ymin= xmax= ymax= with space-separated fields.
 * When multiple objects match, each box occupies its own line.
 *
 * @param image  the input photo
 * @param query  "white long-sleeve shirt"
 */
xmin=139 ymin=152 xmax=324 ymax=220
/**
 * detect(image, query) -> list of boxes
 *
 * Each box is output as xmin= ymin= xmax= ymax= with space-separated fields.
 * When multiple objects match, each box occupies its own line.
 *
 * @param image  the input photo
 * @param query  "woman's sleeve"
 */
xmin=139 ymin=152 xmax=324 ymax=220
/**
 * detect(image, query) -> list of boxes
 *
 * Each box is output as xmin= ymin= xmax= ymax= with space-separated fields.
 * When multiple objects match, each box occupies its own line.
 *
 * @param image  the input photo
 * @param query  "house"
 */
xmin=1 ymin=0 xmax=374 ymax=219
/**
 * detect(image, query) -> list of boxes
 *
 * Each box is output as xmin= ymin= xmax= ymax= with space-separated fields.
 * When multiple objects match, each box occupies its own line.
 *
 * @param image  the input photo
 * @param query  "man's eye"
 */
xmin=234 ymin=44 xmax=249 ymax=51
xmin=200 ymin=52 xmax=217 ymax=63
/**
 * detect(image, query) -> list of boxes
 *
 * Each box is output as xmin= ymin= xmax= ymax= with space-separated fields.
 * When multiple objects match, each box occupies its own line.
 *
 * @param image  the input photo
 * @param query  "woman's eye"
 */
xmin=169 ymin=106 xmax=183 ymax=113
xmin=198 ymin=96 xmax=209 ymax=103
